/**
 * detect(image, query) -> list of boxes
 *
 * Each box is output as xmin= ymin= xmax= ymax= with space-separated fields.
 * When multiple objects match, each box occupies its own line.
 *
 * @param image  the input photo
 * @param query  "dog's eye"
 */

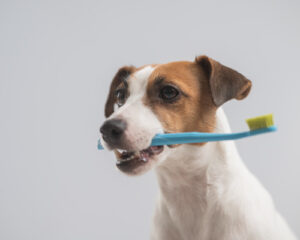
xmin=160 ymin=86 xmax=179 ymax=101
xmin=115 ymin=89 xmax=126 ymax=107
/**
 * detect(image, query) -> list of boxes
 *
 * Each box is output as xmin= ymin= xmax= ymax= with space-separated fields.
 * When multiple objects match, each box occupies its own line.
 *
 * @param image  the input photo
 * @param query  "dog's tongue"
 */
xmin=149 ymin=146 xmax=164 ymax=154
xmin=141 ymin=146 xmax=163 ymax=155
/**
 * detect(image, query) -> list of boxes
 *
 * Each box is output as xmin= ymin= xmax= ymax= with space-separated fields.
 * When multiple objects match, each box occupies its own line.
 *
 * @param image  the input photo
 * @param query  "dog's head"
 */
xmin=100 ymin=56 xmax=251 ymax=175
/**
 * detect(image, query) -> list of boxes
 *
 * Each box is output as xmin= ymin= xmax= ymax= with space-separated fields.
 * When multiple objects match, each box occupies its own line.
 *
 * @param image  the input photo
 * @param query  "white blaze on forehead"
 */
xmin=128 ymin=65 xmax=154 ymax=99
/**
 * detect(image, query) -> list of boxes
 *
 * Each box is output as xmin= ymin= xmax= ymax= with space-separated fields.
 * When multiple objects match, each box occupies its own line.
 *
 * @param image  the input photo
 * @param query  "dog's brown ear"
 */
xmin=195 ymin=55 xmax=252 ymax=107
xmin=105 ymin=66 xmax=135 ymax=117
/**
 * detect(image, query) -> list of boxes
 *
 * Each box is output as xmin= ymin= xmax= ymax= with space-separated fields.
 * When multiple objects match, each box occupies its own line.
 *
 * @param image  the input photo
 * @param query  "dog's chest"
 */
xmin=155 ymin=181 xmax=223 ymax=240
xmin=155 ymin=157 xmax=220 ymax=239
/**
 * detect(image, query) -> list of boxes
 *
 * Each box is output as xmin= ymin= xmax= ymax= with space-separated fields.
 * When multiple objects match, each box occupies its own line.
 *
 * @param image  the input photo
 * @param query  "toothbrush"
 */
xmin=98 ymin=114 xmax=276 ymax=150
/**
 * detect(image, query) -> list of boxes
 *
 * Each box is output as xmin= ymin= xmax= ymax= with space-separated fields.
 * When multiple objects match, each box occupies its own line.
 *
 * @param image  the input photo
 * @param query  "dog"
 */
xmin=99 ymin=56 xmax=297 ymax=240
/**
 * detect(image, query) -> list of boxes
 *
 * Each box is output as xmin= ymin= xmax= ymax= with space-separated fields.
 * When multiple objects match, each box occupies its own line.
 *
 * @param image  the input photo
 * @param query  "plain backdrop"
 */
xmin=0 ymin=0 xmax=299 ymax=239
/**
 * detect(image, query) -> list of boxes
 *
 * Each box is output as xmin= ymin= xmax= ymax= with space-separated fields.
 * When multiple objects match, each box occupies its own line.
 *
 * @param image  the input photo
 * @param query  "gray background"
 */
xmin=0 ymin=0 xmax=299 ymax=239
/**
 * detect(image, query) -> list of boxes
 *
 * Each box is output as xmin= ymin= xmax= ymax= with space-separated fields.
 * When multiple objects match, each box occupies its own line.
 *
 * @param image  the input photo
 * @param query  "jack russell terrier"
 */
xmin=99 ymin=56 xmax=296 ymax=240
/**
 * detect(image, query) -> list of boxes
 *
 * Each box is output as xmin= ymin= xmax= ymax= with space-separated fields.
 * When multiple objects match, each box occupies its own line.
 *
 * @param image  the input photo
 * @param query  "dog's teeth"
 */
xmin=116 ymin=160 xmax=121 ymax=165
xmin=116 ymin=149 xmax=122 ymax=154
xmin=141 ymin=157 xmax=147 ymax=162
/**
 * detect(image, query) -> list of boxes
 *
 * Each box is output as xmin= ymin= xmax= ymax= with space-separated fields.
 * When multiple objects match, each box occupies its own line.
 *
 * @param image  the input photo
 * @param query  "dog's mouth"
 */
xmin=114 ymin=145 xmax=164 ymax=174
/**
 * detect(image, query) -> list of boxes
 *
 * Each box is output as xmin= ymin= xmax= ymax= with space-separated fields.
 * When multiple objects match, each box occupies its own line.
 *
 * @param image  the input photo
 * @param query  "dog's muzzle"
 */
xmin=100 ymin=118 xmax=127 ymax=149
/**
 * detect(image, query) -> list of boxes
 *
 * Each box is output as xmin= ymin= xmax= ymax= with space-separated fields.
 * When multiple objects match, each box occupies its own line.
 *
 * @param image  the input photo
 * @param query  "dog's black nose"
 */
xmin=100 ymin=119 xmax=127 ymax=145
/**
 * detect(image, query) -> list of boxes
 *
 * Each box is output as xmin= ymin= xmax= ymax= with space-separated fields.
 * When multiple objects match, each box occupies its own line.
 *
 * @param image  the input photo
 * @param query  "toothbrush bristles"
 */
xmin=246 ymin=114 xmax=274 ymax=131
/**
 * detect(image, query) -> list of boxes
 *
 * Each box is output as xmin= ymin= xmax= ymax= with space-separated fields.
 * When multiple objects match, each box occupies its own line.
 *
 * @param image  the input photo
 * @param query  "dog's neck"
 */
xmin=155 ymin=108 xmax=246 ymax=215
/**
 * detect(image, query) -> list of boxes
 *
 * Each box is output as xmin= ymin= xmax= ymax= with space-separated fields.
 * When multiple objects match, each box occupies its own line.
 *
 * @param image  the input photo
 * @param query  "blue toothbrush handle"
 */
xmin=150 ymin=126 xmax=277 ymax=146
xmin=97 ymin=126 xmax=277 ymax=150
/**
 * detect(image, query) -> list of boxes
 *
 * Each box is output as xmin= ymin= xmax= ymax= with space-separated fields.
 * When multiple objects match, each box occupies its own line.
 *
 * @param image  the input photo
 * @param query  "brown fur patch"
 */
xmin=104 ymin=57 xmax=251 ymax=148
xmin=144 ymin=61 xmax=217 ymax=147
xmin=105 ymin=66 xmax=136 ymax=117
xmin=196 ymin=56 xmax=252 ymax=106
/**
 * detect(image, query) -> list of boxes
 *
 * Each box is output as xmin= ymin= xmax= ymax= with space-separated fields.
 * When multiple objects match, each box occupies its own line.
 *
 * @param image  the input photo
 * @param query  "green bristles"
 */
xmin=246 ymin=114 xmax=274 ymax=131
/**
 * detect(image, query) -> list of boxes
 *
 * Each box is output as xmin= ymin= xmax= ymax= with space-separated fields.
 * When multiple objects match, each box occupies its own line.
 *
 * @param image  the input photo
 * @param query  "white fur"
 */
xmin=151 ymin=108 xmax=296 ymax=240
xmin=103 ymin=66 xmax=296 ymax=239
